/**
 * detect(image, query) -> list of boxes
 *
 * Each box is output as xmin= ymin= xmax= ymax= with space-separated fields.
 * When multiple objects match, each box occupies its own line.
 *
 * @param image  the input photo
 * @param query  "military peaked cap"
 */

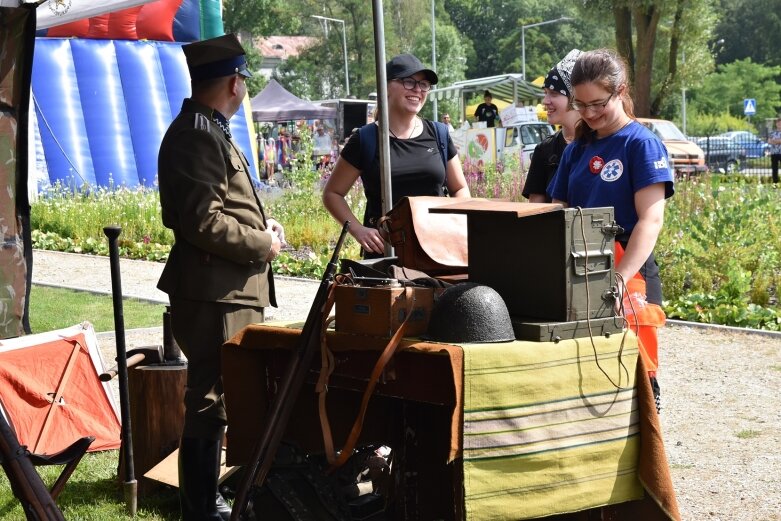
xmin=183 ymin=33 xmax=252 ymax=81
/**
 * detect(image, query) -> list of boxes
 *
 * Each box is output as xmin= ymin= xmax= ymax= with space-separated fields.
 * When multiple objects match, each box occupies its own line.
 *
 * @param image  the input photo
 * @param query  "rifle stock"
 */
xmin=0 ymin=414 xmax=65 ymax=520
xmin=231 ymin=221 xmax=350 ymax=520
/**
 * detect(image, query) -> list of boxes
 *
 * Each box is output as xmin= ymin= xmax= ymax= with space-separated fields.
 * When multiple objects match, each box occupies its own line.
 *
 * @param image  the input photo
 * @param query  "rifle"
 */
xmin=231 ymin=221 xmax=350 ymax=520
xmin=0 ymin=413 xmax=65 ymax=521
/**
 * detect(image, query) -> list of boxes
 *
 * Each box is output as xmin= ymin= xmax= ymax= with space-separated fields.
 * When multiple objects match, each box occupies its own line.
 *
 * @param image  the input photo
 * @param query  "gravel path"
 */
xmin=29 ymin=250 xmax=781 ymax=520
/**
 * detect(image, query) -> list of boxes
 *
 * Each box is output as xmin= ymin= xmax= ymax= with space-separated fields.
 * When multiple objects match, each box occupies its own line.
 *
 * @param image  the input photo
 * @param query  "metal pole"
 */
xmin=372 ymin=0 xmax=393 ymax=257
xmin=431 ymin=0 xmax=438 ymax=121
xmin=312 ymin=15 xmax=350 ymax=97
xmin=340 ymin=20 xmax=350 ymax=96
xmin=103 ymin=225 xmax=137 ymax=517
xmin=681 ymin=49 xmax=687 ymax=135
xmin=521 ymin=27 xmax=526 ymax=81
xmin=521 ymin=17 xmax=573 ymax=82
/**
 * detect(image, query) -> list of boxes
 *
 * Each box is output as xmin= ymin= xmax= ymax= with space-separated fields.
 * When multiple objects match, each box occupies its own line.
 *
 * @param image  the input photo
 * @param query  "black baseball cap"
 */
xmin=183 ymin=33 xmax=252 ymax=81
xmin=386 ymin=54 xmax=438 ymax=84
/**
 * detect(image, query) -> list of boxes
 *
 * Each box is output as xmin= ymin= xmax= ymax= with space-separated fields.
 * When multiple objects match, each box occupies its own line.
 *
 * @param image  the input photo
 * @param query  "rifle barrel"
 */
xmin=231 ymin=221 xmax=350 ymax=520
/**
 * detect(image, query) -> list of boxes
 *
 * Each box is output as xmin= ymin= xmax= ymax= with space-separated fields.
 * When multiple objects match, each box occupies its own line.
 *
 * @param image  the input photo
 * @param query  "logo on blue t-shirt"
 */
xmin=653 ymin=156 xmax=669 ymax=170
xmin=600 ymin=159 xmax=623 ymax=182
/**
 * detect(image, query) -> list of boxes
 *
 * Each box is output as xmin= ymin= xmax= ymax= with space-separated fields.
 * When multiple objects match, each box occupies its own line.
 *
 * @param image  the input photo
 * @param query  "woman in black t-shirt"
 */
xmin=323 ymin=54 xmax=469 ymax=256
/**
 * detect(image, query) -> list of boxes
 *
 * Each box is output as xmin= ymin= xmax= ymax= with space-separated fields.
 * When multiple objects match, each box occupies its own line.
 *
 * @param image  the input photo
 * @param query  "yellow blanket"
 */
xmin=463 ymin=333 xmax=644 ymax=520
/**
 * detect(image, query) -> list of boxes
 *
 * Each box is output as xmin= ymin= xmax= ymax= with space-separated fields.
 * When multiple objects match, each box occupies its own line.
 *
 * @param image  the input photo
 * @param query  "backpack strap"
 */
xmin=431 ymin=120 xmax=449 ymax=170
xmin=358 ymin=123 xmax=378 ymax=173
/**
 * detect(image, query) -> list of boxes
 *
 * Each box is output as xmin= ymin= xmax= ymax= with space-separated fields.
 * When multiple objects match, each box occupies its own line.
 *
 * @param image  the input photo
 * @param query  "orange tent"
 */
xmin=0 ymin=323 xmax=120 ymax=455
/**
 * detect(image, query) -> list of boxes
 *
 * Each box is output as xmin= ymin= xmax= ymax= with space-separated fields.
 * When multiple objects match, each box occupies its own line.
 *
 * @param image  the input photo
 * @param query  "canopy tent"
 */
xmin=430 ymin=74 xmax=545 ymax=124
xmin=250 ymin=79 xmax=336 ymax=122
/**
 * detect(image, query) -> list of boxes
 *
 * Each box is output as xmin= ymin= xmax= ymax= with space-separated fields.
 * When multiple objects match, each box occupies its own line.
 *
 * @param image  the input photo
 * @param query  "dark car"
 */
xmin=694 ymin=136 xmax=747 ymax=173
xmin=719 ymin=131 xmax=769 ymax=159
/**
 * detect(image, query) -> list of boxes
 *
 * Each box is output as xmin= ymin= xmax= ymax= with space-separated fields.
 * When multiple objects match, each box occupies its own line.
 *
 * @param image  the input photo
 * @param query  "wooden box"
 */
xmin=334 ymin=285 xmax=434 ymax=338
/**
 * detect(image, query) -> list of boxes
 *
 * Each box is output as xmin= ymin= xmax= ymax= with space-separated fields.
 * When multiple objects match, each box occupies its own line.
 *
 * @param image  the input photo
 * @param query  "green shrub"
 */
xmin=29 ymin=164 xmax=781 ymax=329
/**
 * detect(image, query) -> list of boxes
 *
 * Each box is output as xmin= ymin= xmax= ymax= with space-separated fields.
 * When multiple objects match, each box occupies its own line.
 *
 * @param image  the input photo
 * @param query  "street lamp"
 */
xmin=521 ymin=17 xmax=573 ymax=81
xmin=311 ymin=15 xmax=350 ymax=96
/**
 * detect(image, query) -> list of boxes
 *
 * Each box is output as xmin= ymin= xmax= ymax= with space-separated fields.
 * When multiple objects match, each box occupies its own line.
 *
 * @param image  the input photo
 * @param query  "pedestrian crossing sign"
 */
xmin=744 ymin=98 xmax=756 ymax=116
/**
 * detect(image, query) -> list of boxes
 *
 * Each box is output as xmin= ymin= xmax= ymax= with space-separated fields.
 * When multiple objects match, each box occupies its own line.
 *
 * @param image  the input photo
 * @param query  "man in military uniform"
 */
xmin=157 ymin=33 xmax=283 ymax=520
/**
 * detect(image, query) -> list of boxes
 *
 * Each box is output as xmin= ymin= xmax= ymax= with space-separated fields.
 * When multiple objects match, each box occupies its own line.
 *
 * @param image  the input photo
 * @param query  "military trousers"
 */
xmin=170 ymin=297 xmax=264 ymax=441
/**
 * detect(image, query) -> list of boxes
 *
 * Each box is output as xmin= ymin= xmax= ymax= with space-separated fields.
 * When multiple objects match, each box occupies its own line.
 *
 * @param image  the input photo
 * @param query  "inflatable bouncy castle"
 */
xmin=30 ymin=0 xmax=258 ymax=191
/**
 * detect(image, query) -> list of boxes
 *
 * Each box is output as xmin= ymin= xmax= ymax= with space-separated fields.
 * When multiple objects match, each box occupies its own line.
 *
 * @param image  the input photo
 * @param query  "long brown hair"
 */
xmin=571 ymin=49 xmax=635 ymax=142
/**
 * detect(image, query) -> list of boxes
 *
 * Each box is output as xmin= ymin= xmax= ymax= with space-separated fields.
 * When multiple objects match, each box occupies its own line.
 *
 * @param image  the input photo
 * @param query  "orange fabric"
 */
xmin=106 ymin=6 xmax=143 ymax=40
xmin=86 ymin=14 xmax=110 ymax=39
xmin=0 ymin=332 xmax=121 ymax=455
xmin=615 ymin=242 xmax=665 ymax=372
xmin=136 ymin=0 xmax=183 ymax=42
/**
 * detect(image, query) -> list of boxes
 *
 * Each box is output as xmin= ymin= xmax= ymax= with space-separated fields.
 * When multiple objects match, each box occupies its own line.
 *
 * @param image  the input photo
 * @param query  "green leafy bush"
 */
xmin=30 ymin=168 xmax=781 ymax=330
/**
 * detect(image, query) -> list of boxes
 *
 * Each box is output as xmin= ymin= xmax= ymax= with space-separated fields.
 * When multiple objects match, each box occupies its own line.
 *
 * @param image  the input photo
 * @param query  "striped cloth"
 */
xmin=463 ymin=333 xmax=644 ymax=520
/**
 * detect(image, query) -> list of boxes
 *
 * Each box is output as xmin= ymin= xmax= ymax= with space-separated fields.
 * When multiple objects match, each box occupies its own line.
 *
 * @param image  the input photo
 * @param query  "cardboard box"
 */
xmin=334 ymin=285 xmax=434 ymax=338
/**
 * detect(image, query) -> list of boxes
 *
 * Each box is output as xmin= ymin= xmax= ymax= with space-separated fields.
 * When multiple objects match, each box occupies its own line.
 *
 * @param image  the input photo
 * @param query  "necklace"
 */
xmin=389 ymin=118 xmax=418 ymax=139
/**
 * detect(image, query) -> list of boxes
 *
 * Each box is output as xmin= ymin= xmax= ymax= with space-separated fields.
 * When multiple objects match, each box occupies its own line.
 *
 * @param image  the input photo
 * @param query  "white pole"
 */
xmin=311 ymin=15 xmax=350 ymax=96
xmin=340 ymin=20 xmax=350 ymax=96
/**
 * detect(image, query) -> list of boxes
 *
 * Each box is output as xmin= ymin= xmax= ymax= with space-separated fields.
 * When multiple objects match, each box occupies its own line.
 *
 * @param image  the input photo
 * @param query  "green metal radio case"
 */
xmin=431 ymin=201 xmax=620 ymax=322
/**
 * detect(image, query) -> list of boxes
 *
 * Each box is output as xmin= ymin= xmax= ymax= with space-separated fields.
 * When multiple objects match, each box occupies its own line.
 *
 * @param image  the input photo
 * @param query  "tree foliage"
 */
xmin=688 ymin=59 xmax=781 ymax=123
xmin=714 ymin=0 xmax=781 ymax=68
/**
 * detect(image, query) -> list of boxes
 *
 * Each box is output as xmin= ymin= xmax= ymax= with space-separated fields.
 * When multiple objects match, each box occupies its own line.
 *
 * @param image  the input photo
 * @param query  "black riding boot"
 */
xmin=179 ymin=437 xmax=229 ymax=520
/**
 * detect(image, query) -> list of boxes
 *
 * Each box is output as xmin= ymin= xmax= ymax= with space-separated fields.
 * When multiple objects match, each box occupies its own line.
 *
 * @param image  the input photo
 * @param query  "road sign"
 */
xmin=744 ymin=98 xmax=756 ymax=116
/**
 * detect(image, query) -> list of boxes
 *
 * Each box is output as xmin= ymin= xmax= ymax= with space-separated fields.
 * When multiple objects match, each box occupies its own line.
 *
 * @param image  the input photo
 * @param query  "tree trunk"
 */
xmin=631 ymin=4 xmax=662 ymax=117
xmin=651 ymin=0 xmax=685 ymax=116
xmin=614 ymin=6 xmax=634 ymax=85
xmin=120 ymin=364 xmax=187 ymax=497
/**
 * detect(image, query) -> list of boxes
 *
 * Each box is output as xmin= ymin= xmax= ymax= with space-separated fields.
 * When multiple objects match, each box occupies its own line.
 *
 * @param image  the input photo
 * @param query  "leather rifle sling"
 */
xmin=318 ymin=286 xmax=415 ymax=471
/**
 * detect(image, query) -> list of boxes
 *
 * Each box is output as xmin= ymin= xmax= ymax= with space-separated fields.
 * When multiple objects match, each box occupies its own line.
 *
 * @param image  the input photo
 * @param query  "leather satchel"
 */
xmin=377 ymin=196 xmax=468 ymax=276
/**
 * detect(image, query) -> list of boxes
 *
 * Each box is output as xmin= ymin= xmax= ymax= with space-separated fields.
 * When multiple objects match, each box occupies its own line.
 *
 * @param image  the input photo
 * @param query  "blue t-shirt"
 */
xmin=547 ymin=120 xmax=674 ymax=236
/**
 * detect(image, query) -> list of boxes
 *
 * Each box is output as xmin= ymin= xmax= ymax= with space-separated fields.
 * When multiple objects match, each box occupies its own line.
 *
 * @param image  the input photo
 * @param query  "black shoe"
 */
xmin=179 ymin=437 xmax=224 ymax=521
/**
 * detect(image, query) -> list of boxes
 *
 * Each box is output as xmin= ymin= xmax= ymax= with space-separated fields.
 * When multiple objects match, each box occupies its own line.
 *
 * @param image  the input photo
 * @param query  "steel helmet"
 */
xmin=424 ymin=283 xmax=515 ymax=343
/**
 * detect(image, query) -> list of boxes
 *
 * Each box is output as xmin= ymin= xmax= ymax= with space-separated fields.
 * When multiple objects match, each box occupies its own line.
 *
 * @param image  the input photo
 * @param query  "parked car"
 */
xmin=498 ymin=122 xmax=555 ymax=166
xmin=636 ymin=118 xmax=706 ymax=176
xmin=694 ymin=136 xmax=747 ymax=173
xmin=718 ymin=131 xmax=769 ymax=158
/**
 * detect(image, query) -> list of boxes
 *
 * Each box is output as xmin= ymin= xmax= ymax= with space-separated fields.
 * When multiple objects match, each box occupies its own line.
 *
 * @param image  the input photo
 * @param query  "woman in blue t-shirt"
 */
xmin=548 ymin=49 xmax=674 ymax=408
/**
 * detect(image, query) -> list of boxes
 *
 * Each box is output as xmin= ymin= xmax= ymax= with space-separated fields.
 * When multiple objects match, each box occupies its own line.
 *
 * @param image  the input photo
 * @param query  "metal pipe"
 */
xmin=372 ymin=0 xmax=393 ymax=257
xmin=103 ymin=225 xmax=137 ymax=516
xmin=431 ymin=0 xmax=438 ymax=121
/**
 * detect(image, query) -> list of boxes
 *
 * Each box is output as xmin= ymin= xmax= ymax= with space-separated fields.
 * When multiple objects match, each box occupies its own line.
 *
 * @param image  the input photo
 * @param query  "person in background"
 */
xmin=768 ymin=118 xmax=781 ymax=183
xmin=442 ymin=113 xmax=455 ymax=132
xmin=264 ymin=136 xmax=276 ymax=180
xmin=474 ymin=90 xmax=499 ymax=127
xmin=547 ymin=48 xmax=674 ymax=411
xmin=523 ymin=49 xmax=582 ymax=202
xmin=156 ymin=33 xmax=283 ymax=520
xmin=313 ymin=125 xmax=333 ymax=157
xmin=277 ymin=128 xmax=291 ymax=170
xmin=323 ymin=53 xmax=470 ymax=257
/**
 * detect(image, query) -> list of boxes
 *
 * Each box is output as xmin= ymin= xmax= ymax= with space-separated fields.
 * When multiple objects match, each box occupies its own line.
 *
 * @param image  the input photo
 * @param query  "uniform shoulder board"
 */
xmin=193 ymin=113 xmax=211 ymax=131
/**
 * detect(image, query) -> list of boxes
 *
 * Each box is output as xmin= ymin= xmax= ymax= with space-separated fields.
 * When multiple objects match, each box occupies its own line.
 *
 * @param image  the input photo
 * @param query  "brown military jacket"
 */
xmin=157 ymin=98 xmax=276 ymax=308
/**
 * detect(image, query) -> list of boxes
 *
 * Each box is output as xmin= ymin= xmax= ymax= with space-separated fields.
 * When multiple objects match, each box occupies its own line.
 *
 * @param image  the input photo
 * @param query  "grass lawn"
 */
xmin=29 ymin=285 xmax=166 ymax=333
xmin=0 ymin=450 xmax=181 ymax=520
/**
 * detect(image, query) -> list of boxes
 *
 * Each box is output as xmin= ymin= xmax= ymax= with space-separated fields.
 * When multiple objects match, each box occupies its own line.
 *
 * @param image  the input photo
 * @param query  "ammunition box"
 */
xmin=334 ymin=285 xmax=434 ymax=338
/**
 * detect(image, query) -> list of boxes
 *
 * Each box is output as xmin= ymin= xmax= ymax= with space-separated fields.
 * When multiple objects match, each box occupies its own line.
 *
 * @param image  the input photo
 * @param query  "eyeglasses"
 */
xmin=570 ymin=93 xmax=614 ymax=113
xmin=393 ymin=77 xmax=432 ymax=92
